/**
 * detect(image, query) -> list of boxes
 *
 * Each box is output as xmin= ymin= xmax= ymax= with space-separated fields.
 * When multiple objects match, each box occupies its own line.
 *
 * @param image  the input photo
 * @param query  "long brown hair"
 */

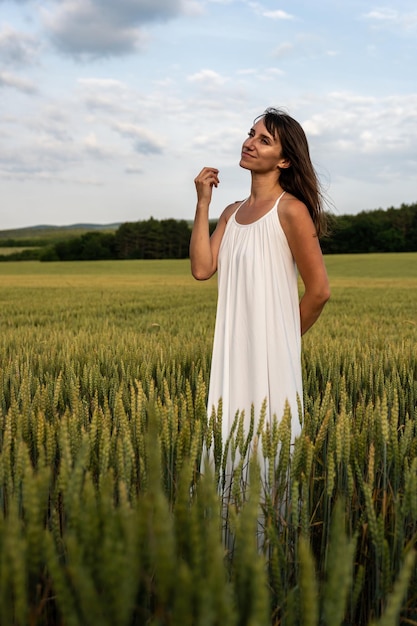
xmin=257 ymin=107 xmax=329 ymax=238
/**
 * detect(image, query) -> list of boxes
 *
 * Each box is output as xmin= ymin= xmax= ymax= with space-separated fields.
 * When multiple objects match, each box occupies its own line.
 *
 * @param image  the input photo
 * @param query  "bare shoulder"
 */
xmin=222 ymin=200 xmax=243 ymax=224
xmin=213 ymin=200 xmax=242 ymax=232
xmin=278 ymin=192 xmax=316 ymax=237
xmin=210 ymin=200 xmax=242 ymax=243
xmin=279 ymin=193 xmax=311 ymax=223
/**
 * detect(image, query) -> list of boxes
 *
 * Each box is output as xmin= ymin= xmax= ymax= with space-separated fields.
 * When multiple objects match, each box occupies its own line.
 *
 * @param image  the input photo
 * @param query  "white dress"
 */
xmin=207 ymin=192 xmax=303 ymax=456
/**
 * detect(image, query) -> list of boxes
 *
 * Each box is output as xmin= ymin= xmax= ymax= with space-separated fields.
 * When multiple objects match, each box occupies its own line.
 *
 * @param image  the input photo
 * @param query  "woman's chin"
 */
xmin=239 ymin=159 xmax=251 ymax=170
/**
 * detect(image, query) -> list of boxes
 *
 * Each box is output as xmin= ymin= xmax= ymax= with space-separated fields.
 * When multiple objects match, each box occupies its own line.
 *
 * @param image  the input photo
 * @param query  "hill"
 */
xmin=0 ymin=223 xmax=121 ymax=241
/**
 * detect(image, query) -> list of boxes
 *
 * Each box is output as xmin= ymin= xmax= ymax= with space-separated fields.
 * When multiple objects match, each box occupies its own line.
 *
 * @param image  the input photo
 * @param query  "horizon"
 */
xmin=2 ymin=196 xmax=417 ymax=237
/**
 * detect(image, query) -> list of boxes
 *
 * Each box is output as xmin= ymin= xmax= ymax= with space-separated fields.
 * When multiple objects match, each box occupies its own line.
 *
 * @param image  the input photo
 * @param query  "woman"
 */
xmin=190 ymin=107 xmax=330 ymax=477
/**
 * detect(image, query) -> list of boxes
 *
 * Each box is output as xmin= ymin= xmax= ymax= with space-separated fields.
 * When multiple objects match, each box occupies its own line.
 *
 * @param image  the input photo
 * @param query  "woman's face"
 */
xmin=240 ymin=118 xmax=288 ymax=173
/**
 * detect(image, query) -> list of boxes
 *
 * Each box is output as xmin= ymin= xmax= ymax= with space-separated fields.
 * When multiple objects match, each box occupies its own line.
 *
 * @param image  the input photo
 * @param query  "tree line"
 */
xmin=1 ymin=202 xmax=416 ymax=261
xmin=321 ymin=202 xmax=417 ymax=254
xmin=39 ymin=201 xmax=417 ymax=259
xmin=40 ymin=218 xmax=192 ymax=261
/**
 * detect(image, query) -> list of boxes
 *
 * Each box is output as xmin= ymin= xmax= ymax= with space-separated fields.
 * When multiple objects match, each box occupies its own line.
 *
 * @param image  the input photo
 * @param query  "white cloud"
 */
xmin=0 ymin=139 xmax=78 ymax=177
xmin=187 ymin=69 xmax=228 ymax=87
xmin=0 ymin=70 xmax=37 ymax=93
xmin=302 ymin=92 xmax=417 ymax=180
xmin=260 ymin=67 xmax=284 ymax=80
xmin=77 ymin=78 xmax=133 ymax=114
xmin=262 ymin=9 xmax=293 ymax=20
xmin=364 ymin=8 xmax=398 ymax=22
xmin=246 ymin=2 xmax=293 ymax=20
xmin=112 ymin=122 xmax=165 ymax=154
xmin=191 ymin=126 xmax=241 ymax=151
xmin=181 ymin=0 xmax=205 ymax=16
xmin=83 ymin=133 xmax=115 ymax=160
xmin=362 ymin=7 xmax=417 ymax=31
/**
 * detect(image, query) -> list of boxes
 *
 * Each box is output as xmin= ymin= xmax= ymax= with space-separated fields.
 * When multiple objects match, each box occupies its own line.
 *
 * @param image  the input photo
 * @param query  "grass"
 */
xmin=324 ymin=252 xmax=417 ymax=279
xmin=0 ymin=247 xmax=39 ymax=256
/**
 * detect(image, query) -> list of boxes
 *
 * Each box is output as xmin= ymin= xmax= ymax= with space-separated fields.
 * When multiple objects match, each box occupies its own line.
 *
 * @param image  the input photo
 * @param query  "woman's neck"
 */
xmin=248 ymin=172 xmax=283 ymax=204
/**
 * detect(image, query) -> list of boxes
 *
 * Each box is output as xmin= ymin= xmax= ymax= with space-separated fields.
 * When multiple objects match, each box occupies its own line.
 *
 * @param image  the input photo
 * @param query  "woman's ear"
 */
xmin=278 ymin=158 xmax=291 ymax=169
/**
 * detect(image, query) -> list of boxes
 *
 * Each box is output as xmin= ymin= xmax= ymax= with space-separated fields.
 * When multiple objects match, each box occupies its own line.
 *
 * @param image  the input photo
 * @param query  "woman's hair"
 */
xmin=256 ymin=107 xmax=329 ymax=238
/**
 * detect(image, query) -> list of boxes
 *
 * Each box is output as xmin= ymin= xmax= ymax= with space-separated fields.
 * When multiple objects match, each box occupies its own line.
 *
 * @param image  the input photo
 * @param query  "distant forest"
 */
xmin=42 ymin=218 xmax=192 ymax=262
xmin=0 ymin=202 xmax=416 ymax=261
xmin=321 ymin=202 xmax=417 ymax=254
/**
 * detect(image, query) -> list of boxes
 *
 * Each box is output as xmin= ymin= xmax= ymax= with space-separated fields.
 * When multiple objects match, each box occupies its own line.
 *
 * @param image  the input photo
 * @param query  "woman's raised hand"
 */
xmin=194 ymin=167 xmax=220 ymax=205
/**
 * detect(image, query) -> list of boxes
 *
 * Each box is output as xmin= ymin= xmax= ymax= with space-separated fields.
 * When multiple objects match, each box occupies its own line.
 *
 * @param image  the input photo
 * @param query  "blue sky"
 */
xmin=1 ymin=0 xmax=416 ymax=229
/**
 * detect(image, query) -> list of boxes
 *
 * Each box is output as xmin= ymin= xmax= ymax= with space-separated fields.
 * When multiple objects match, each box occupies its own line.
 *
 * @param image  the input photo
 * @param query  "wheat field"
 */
xmin=0 ymin=255 xmax=416 ymax=625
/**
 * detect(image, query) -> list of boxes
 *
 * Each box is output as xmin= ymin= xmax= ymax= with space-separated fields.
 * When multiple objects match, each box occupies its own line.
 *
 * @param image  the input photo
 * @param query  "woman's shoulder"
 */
xmin=279 ymin=193 xmax=316 ymax=238
xmin=222 ymin=200 xmax=244 ymax=224
xmin=279 ymin=192 xmax=307 ymax=215
xmin=279 ymin=193 xmax=312 ymax=224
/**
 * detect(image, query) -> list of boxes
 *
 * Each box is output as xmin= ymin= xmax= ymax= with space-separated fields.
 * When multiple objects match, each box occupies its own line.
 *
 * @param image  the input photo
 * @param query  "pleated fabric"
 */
xmin=207 ymin=192 xmax=303 ymax=451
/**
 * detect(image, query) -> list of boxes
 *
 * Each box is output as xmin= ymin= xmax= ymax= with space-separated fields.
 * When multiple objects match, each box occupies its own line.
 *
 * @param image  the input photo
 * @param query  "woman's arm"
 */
xmin=279 ymin=196 xmax=331 ymax=335
xmin=189 ymin=167 xmax=232 ymax=280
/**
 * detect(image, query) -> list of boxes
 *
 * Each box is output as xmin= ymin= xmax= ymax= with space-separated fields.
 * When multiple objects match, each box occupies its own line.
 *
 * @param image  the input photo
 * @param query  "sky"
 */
xmin=1 ymin=0 xmax=416 ymax=230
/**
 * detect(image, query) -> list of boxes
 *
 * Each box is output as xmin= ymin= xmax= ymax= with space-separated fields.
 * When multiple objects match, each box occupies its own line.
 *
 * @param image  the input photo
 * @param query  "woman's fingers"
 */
xmin=194 ymin=167 xmax=220 ymax=204
xmin=194 ymin=167 xmax=220 ymax=188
